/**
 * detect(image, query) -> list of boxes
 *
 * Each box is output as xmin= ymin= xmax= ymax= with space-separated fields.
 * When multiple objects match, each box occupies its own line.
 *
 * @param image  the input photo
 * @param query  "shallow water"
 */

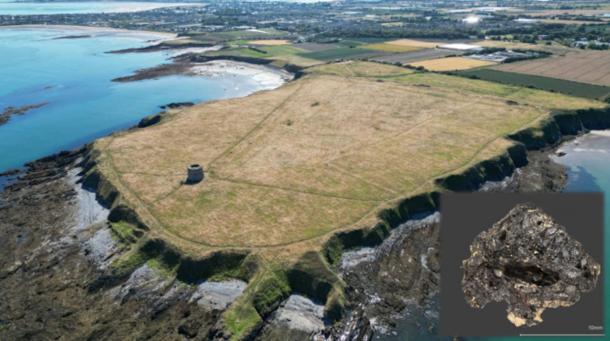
xmin=0 ymin=1 xmax=194 ymax=15
xmin=0 ymin=27 xmax=272 ymax=172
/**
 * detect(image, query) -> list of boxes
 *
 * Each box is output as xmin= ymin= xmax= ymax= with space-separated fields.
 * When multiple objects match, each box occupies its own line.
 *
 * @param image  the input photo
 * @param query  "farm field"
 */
xmin=93 ymin=65 xmax=603 ymax=259
xmin=372 ymin=48 xmax=462 ymax=65
xmin=185 ymin=28 xmax=292 ymax=44
xmin=202 ymin=45 xmax=322 ymax=68
xmin=474 ymin=39 xmax=572 ymax=54
xmin=492 ymin=51 xmax=610 ymax=87
xmin=455 ymin=69 xmax=610 ymax=100
xmin=409 ymin=56 xmax=496 ymax=71
xmin=524 ymin=7 xmax=610 ymax=17
xmin=248 ymin=39 xmax=290 ymax=46
xmin=362 ymin=42 xmax=421 ymax=53
xmin=293 ymin=42 xmax=341 ymax=52
xmin=306 ymin=61 xmax=413 ymax=78
xmin=298 ymin=46 xmax=386 ymax=61
xmin=383 ymin=38 xmax=440 ymax=48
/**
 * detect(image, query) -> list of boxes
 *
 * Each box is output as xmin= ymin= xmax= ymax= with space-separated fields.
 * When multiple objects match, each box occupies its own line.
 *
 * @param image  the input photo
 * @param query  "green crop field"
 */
xmin=298 ymin=47 xmax=384 ymax=61
xmin=455 ymin=69 xmax=610 ymax=100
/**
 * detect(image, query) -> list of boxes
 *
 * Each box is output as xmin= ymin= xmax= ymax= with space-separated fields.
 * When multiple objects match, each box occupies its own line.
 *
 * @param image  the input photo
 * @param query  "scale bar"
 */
xmin=520 ymin=334 xmax=605 ymax=337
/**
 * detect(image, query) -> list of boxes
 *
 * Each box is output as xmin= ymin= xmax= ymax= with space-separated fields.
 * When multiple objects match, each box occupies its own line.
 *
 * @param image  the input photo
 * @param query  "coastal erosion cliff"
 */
xmin=1 ymin=100 xmax=609 ymax=340
xmin=326 ymin=107 xmax=610 ymax=263
xmin=79 ymin=105 xmax=610 ymax=339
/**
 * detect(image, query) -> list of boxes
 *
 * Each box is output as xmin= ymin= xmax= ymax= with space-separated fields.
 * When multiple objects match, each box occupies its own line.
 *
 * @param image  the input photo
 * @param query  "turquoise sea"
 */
xmin=0 ymin=27 xmax=267 ymax=173
xmin=0 ymin=1 xmax=195 ymax=15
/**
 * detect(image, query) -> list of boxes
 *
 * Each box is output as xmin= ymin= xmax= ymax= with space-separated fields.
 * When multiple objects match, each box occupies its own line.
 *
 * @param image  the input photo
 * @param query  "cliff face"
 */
xmin=76 ymin=104 xmax=610 ymax=339
xmin=322 ymin=106 xmax=610 ymax=268
xmin=2 ymin=84 xmax=608 ymax=341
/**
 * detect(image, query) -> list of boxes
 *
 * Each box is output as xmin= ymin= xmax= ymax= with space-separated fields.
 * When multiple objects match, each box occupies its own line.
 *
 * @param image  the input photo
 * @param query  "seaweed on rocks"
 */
xmin=462 ymin=203 xmax=600 ymax=327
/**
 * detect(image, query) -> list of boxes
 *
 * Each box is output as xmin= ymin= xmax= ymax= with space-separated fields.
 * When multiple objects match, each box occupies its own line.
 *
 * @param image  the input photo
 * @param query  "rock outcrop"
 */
xmin=462 ymin=203 xmax=600 ymax=327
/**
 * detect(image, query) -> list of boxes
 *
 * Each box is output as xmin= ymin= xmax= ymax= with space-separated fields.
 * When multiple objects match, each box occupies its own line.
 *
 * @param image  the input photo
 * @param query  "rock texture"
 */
xmin=462 ymin=203 xmax=600 ymax=327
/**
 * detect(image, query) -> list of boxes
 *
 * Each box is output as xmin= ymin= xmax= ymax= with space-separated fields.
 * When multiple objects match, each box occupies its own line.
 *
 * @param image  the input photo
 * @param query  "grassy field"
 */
xmin=94 ymin=65 xmax=602 ymax=255
xmin=202 ymin=45 xmax=321 ymax=68
xmin=372 ymin=48 xmax=461 ymax=65
xmin=474 ymin=39 xmax=572 ymax=55
xmin=306 ymin=61 xmax=413 ymax=78
xmin=409 ymin=56 xmax=497 ymax=71
xmin=298 ymin=47 xmax=384 ymax=61
xmin=384 ymin=39 xmax=440 ymax=48
xmin=492 ymin=51 xmax=610 ymax=87
xmin=248 ymin=39 xmax=290 ymax=46
xmin=94 ymin=63 xmax=605 ymax=338
xmin=362 ymin=42 xmax=421 ymax=53
xmin=455 ymin=68 xmax=610 ymax=100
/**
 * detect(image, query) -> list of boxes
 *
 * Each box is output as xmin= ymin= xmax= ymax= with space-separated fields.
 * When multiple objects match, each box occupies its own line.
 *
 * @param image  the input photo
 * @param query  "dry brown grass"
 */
xmin=248 ymin=39 xmax=290 ymax=46
xmin=474 ymin=40 xmax=576 ymax=55
xmin=409 ymin=56 xmax=497 ymax=71
xmin=384 ymin=39 xmax=439 ymax=48
xmin=493 ymin=51 xmax=610 ymax=86
xmin=526 ymin=8 xmax=610 ymax=17
xmin=363 ymin=43 xmax=422 ymax=53
xmin=306 ymin=61 xmax=413 ymax=78
xmin=94 ymin=70 xmax=602 ymax=259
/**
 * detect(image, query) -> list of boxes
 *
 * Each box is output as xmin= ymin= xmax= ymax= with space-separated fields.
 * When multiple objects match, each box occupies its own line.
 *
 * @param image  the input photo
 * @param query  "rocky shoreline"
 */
xmin=0 ymin=134 xmax=580 ymax=341
xmin=1 ymin=84 xmax=609 ymax=340
xmin=111 ymin=53 xmax=294 ymax=86
xmin=0 ymin=102 xmax=48 ymax=126
xmin=320 ymin=147 xmax=570 ymax=340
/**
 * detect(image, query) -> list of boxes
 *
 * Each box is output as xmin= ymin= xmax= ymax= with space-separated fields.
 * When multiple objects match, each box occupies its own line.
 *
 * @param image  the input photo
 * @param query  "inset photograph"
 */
xmin=440 ymin=193 xmax=604 ymax=337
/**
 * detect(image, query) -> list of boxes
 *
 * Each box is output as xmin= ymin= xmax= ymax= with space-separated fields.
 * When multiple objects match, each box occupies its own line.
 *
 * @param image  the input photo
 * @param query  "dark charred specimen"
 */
xmin=461 ymin=203 xmax=600 ymax=327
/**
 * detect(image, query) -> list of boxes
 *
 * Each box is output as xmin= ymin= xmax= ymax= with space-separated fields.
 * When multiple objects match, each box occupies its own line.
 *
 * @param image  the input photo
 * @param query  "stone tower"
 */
xmin=186 ymin=164 xmax=204 ymax=184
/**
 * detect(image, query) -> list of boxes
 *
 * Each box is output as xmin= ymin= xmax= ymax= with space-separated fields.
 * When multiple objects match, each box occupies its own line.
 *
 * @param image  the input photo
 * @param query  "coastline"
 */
xmin=113 ymin=59 xmax=293 ymax=91
xmin=1 ymin=27 xmax=609 ymax=337
xmin=2 ymin=99 xmax=607 ymax=339
xmin=0 ymin=26 xmax=293 ymax=174
xmin=0 ymin=119 xmax=589 ymax=340
xmin=0 ymin=24 xmax=177 ymax=41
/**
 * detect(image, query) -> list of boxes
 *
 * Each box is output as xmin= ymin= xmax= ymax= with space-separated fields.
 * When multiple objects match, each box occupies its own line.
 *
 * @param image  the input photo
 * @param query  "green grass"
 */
xmin=206 ymin=45 xmax=302 ymax=60
xmin=216 ymin=28 xmax=290 ymax=40
xmin=110 ymin=240 xmax=150 ymax=275
xmin=182 ymin=29 xmax=290 ymax=45
xmin=299 ymin=47 xmax=382 ymax=61
xmin=454 ymin=69 xmax=610 ymax=100
xmin=257 ymin=45 xmax=304 ymax=55
xmin=147 ymin=257 xmax=178 ymax=277
xmin=109 ymin=221 xmax=140 ymax=244
xmin=223 ymin=302 xmax=262 ymax=341
xmin=394 ymin=72 xmax=604 ymax=110
xmin=222 ymin=266 xmax=291 ymax=340
xmin=208 ymin=47 xmax=268 ymax=58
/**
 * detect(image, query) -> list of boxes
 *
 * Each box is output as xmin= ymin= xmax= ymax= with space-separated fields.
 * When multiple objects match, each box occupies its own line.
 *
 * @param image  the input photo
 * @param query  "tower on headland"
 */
xmin=186 ymin=164 xmax=204 ymax=184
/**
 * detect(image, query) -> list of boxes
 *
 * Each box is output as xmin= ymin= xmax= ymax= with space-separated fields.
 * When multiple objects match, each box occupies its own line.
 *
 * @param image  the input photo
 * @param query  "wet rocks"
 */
xmin=0 ymin=102 xmax=48 ymax=126
xmin=462 ymin=203 xmax=601 ymax=327
xmin=329 ymin=214 xmax=440 ymax=339
xmin=137 ymin=113 xmax=162 ymax=128
xmin=256 ymin=295 xmax=326 ymax=341
xmin=160 ymin=102 xmax=194 ymax=110
xmin=189 ymin=279 xmax=248 ymax=311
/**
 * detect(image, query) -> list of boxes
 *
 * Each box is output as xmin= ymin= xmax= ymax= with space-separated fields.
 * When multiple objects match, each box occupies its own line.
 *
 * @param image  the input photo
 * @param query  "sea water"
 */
xmin=0 ymin=27 xmax=270 ymax=172
xmin=0 ymin=1 xmax=195 ymax=15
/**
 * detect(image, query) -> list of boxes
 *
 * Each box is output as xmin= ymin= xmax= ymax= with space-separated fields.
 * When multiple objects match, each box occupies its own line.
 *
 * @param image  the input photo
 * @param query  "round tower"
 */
xmin=186 ymin=164 xmax=204 ymax=184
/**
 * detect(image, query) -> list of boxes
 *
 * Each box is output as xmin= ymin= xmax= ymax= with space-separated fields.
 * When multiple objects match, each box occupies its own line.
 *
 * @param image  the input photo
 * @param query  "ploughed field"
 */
xmin=492 ymin=51 xmax=610 ymax=87
xmin=93 ymin=62 xmax=602 ymax=257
